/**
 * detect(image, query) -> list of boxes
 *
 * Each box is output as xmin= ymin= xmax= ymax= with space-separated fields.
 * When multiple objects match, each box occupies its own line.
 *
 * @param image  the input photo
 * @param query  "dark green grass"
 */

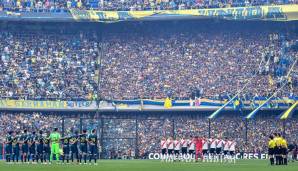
xmin=0 ymin=160 xmax=297 ymax=171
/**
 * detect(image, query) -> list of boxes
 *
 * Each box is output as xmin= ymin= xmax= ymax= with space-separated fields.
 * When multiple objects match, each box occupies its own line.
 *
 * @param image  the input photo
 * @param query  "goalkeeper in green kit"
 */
xmin=49 ymin=128 xmax=61 ymax=163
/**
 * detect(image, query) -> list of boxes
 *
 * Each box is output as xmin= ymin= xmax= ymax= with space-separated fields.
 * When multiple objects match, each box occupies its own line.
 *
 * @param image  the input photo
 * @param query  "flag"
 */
xmin=280 ymin=101 xmax=298 ymax=120
xmin=269 ymin=75 xmax=274 ymax=86
xmin=164 ymin=97 xmax=172 ymax=109
xmin=190 ymin=98 xmax=194 ymax=106
xmin=195 ymin=98 xmax=201 ymax=106
xmin=233 ymin=99 xmax=240 ymax=109
xmin=288 ymin=76 xmax=293 ymax=90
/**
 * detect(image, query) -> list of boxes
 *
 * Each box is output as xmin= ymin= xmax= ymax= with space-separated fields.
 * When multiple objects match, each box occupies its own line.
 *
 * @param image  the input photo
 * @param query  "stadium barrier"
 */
xmin=0 ymin=98 xmax=296 ymax=111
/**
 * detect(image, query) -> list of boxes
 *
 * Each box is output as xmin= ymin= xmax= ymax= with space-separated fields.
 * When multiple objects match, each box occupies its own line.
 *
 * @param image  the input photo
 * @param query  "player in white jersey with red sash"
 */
xmin=202 ymin=137 xmax=210 ymax=162
xmin=166 ymin=137 xmax=174 ymax=162
xmin=229 ymin=140 xmax=236 ymax=163
xmin=209 ymin=136 xmax=217 ymax=162
xmin=188 ymin=136 xmax=196 ymax=162
xmin=160 ymin=137 xmax=167 ymax=162
xmin=180 ymin=137 xmax=188 ymax=162
xmin=202 ymin=137 xmax=209 ymax=155
xmin=173 ymin=137 xmax=181 ymax=161
xmin=216 ymin=137 xmax=223 ymax=162
xmin=223 ymin=137 xmax=231 ymax=162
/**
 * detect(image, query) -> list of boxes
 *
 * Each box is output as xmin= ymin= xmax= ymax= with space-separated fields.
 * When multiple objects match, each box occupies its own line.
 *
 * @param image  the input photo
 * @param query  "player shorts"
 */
xmin=161 ymin=148 xmax=167 ymax=155
xmin=274 ymin=147 xmax=279 ymax=155
xmin=5 ymin=145 xmax=13 ymax=154
xmin=181 ymin=147 xmax=187 ymax=154
xmin=37 ymin=144 xmax=44 ymax=154
xmin=89 ymin=145 xmax=97 ymax=155
xmin=71 ymin=145 xmax=78 ymax=154
xmin=203 ymin=149 xmax=208 ymax=155
xmin=63 ymin=146 xmax=70 ymax=155
xmin=188 ymin=150 xmax=194 ymax=155
xmin=224 ymin=150 xmax=229 ymax=155
xmin=229 ymin=151 xmax=235 ymax=155
xmin=276 ymin=147 xmax=282 ymax=155
xmin=282 ymin=148 xmax=288 ymax=155
xmin=174 ymin=150 xmax=180 ymax=155
xmin=167 ymin=149 xmax=173 ymax=154
xmin=80 ymin=145 xmax=88 ymax=153
xmin=22 ymin=144 xmax=29 ymax=153
xmin=44 ymin=145 xmax=50 ymax=154
xmin=210 ymin=148 xmax=215 ymax=154
xmin=29 ymin=145 xmax=36 ymax=154
xmin=268 ymin=148 xmax=274 ymax=155
xmin=13 ymin=147 xmax=20 ymax=156
xmin=216 ymin=148 xmax=222 ymax=154
xmin=51 ymin=143 xmax=60 ymax=154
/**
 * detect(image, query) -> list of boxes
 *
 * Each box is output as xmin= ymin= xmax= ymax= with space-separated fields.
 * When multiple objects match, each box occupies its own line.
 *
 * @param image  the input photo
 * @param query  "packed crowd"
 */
xmin=0 ymin=26 xmax=297 ymax=100
xmin=0 ymin=0 xmax=297 ymax=12
xmin=1 ymin=112 xmax=298 ymax=158
xmin=0 ymin=31 xmax=98 ymax=100
xmin=0 ymin=112 xmax=62 ymax=140
xmin=101 ymin=29 xmax=298 ymax=100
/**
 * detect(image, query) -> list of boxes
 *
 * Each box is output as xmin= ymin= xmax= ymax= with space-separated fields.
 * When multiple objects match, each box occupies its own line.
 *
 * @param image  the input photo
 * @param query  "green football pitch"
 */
xmin=0 ymin=160 xmax=297 ymax=171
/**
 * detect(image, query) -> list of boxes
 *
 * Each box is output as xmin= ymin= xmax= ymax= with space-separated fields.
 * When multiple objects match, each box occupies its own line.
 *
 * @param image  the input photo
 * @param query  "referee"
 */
xmin=274 ymin=133 xmax=283 ymax=165
xmin=281 ymin=135 xmax=288 ymax=165
xmin=268 ymin=135 xmax=276 ymax=165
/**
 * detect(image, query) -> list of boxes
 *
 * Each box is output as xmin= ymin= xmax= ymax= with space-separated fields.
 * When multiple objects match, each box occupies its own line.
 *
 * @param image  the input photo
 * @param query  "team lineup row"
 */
xmin=160 ymin=136 xmax=237 ymax=162
xmin=4 ymin=128 xmax=99 ymax=165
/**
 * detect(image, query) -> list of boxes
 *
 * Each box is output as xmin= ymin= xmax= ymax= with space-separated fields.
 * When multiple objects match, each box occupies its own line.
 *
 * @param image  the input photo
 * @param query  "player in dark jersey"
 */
xmin=88 ymin=129 xmax=98 ymax=165
xmin=62 ymin=135 xmax=71 ymax=164
xmin=79 ymin=129 xmax=88 ymax=164
xmin=28 ymin=131 xmax=37 ymax=163
xmin=70 ymin=130 xmax=79 ymax=163
xmin=36 ymin=130 xmax=44 ymax=163
xmin=20 ymin=129 xmax=29 ymax=163
xmin=43 ymin=131 xmax=51 ymax=164
xmin=5 ymin=131 xmax=13 ymax=163
xmin=12 ymin=131 xmax=20 ymax=163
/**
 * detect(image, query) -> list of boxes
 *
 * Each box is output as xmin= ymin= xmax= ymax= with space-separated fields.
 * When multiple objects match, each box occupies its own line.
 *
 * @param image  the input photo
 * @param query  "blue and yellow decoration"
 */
xmin=70 ymin=5 xmax=298 ymax=22
xmin=280 ymin=101 xmax=298 ymax=120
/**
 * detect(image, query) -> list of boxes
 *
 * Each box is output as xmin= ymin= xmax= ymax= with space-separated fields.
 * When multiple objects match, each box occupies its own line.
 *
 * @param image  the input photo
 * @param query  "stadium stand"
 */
xmin=0 ymin=17 xmax=297 ymax=160
xmin=101 ymin=27 xmax=297 ymax=100
xmin=0 ymin=0 xmax=297 ymax=12
xmin=0 ymin=31 xmax=98 ymax=100
xmin=0 ymin=22 xmax=297 ymax=100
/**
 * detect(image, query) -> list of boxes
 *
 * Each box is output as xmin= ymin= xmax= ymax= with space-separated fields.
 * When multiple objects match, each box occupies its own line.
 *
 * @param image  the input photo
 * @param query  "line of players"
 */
xmin=268 ymin=133 xmax=288 ymax=166
xmin=161 ymin=136 xmax=236 ymax=162
xmin=4 ymin=129 xmax=99 ymax=165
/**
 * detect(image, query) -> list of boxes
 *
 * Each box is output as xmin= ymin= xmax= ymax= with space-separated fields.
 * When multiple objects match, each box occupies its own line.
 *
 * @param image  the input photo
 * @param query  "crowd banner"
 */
xmin=0 ymin=11 xmax=73 ymax=22
xmin=0 ymin=98 xmax=296 ymax=111
xmin=70 ymin=4 xmax=298 ymax=22
xmin=0 ymin=100 xmax=97 ymax=110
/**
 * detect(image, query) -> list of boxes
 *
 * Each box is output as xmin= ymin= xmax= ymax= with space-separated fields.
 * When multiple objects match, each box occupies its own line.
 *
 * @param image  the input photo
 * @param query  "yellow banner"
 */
xmin=0 ymin=100 xmax=96 ymax=109
xmin=70 ymin=5 xmax=298 ymax=22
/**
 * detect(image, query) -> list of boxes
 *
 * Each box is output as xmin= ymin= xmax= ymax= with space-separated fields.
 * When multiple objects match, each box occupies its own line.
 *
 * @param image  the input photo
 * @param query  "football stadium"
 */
xmin=0 ymin=1 xmax=298 ymax=171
